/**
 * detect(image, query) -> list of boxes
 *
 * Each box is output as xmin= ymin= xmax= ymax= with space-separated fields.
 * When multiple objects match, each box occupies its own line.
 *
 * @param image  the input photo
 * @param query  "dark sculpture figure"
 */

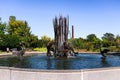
xmin=12 ymin=49 xmax=25 ymax=56
xmin=11 ymin=48 xmax=25 ymax=60
xmin=11 ymin=42 xmax=25 ymax=60
xmin=46 ymin=41 xmax=78 ymax=57
xmin=46 ymin=16 xmax=78 ymax=58
xmin=100 ymin=48 xmax=110 ymax=58
xmin=63 ymin=42 xmax=78 ymax=56
xmin=46 ymin=41 xmax=55 ymax=57
xmin=51 ymin=16 xmax=78 ymax=58
xmin=99 ymin=42 xmax=110 ymax=58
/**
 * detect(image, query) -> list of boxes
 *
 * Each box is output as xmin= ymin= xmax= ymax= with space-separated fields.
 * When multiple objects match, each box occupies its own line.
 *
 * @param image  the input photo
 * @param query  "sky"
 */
xmin=0 ymin=0 xmax=120 ymax=39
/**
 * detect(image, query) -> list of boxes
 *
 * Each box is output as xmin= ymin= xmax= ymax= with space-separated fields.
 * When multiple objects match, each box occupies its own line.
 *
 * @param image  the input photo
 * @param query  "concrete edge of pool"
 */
xmin=0 ymin=66 xmax=120 ymax=80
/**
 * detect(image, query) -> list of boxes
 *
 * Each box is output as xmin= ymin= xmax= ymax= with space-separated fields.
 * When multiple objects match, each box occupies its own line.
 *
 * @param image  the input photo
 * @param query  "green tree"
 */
xmin=40 ymin=35 xmax=52 ymax=47
xmin=116 ymin=35 xmax=120 ymax=48
xmin=86 ymin=34 xmax=98 ymax=42
xmin=3 ymin=35 xmax=20 ymax=48
xmin=8 ymin=16 xmax=32 ymax=48
xmin=28 ymin=34 xmax=38 ymax=48
xmin=9 ymin=16 xmax=16 ymax=21
xmin=0 ymin=18 xmax=7 ymax=35
xmin=0 ymin=34 xmax=20 ymax=51
xmin=102 ymin=33 xmax=115 ymax=47
xmin=73 ymin=37 xmax=86 ymax=49
xmin=73 ymin=38 xmax=81 ymax=49
xmin=86 ymin=34 xmax=100 ymax=51
xmin=0 ymin=18 xmax=8 ymax=50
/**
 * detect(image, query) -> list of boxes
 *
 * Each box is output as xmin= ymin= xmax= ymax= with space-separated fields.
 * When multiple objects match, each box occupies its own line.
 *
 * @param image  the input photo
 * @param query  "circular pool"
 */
xmin=0 ymin=53 xmax=120 ymax=70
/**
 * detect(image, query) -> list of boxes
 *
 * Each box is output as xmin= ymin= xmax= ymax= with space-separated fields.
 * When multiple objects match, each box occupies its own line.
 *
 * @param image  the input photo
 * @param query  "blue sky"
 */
xmin=0 ymin=0 xmax=120 ymax=39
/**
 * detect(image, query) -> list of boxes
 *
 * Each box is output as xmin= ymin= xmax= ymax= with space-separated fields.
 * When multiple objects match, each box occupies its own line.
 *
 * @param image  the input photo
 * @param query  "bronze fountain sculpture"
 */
xmin=47 ymin=16 xmax=78 ymax=58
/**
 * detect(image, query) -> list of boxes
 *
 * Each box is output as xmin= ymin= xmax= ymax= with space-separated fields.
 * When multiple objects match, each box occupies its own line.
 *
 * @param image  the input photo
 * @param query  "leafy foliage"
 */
xmin=33 ymin=47 xmax=47 ymax=52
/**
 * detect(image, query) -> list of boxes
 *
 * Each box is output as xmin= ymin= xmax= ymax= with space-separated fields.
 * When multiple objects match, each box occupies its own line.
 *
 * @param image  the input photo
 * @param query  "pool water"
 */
xmin=0 ymin=53 xmax=120 ymax=70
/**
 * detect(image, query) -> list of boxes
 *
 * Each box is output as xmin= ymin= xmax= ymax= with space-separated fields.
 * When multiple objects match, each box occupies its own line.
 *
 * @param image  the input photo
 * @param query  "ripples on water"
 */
xmin=0 ymin=53 xmax=120 ymax=70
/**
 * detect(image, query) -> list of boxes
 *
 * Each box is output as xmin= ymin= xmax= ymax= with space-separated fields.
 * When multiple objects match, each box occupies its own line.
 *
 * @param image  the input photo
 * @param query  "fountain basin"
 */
xmin=0 ymin=53 xmax=120 ymax=80
xmin=0 ymin=53 xmax=120 ymax=69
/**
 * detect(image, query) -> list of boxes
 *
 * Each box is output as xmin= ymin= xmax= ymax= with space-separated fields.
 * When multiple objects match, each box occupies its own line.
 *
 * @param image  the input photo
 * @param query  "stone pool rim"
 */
xmin=0 ymin=65 xmax=120 ymax=72
xmin=0 ymin=66 xmax=120 ymax=80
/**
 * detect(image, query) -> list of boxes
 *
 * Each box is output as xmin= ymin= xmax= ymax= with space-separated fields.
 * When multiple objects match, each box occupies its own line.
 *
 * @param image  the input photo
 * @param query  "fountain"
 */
xmin=0 ymin=16 xmax=120 ymax=80
xmin=1 ymin=16 xmax=115 ymax=70
xmin=0 ymin=16 xmax=117 ymax=70
xmin=47 ymin=16 xmax=77 ymax=58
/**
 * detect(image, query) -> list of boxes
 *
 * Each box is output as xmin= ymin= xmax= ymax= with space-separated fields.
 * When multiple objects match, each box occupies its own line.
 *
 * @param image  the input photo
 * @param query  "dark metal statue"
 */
xmin=11 ymin=43 xmax=25 ymax=60
xmin=100 ymin=48 xmax=110 ymax=58
xmin=100 ymin=42 xmax=110 ymax=58
xmin=46 ymin=41 xmax=55 ymax=57
xmin=47 ymin=16 xmax=78 ymax=58
xmin=46 ymin=41 xmax=78 ymax=57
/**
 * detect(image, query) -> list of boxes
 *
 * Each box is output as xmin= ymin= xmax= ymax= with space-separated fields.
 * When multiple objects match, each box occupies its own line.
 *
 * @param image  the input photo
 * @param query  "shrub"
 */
xmin=110 ymin=46 xmax=117 ymax=52
xmin=33 ymin=47 xmax=47 ymax=52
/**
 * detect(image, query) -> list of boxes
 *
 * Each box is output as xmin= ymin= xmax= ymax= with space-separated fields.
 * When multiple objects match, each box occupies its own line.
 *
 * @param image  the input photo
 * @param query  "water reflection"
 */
xmin=100 ymin=57 xmax=111 ymax=67
xmin=55 ymin=58 xmax=70 ymax=69
xmin=46 ymin=58 xmax=52 ymax=69
xmin=46 ymin=58 xmax=70 ymax=69
xmin=0 ymin=53 xmax=120 ymax=69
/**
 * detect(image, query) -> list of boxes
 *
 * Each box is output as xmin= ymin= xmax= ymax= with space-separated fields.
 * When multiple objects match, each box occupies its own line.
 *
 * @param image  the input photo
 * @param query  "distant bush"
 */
xmin=0 ymin=51 xmax=3 ymax=54
xmin=33 ymin=47 xmax=47 ymax=52
xmin=110 ymin=46 xmax=117 ymax=52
